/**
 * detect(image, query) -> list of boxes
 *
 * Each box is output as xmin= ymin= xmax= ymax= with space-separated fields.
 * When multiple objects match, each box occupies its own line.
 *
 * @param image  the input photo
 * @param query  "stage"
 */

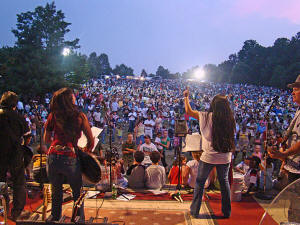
xmin=1 ymin=183 xmax=280 ymax=225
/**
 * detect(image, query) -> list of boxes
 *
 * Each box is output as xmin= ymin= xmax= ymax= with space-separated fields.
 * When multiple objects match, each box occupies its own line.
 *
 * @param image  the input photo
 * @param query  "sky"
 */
xmin=1 ymin=0 xmax=300 ymax=75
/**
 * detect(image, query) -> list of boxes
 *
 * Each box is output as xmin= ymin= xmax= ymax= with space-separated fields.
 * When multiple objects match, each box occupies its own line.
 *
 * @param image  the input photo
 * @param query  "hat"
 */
xmin=287 ymin=74 xmax=300 ymax=88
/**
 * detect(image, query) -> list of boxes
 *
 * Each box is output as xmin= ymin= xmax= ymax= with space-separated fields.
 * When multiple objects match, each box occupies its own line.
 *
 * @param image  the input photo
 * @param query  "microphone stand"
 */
xmin=102 ymin=102 xmax=114 ymax=193
xmin=33 ymin=101 xmax=44 ymax=190
xmin=255 ymin=97 xmax=278 ymax=200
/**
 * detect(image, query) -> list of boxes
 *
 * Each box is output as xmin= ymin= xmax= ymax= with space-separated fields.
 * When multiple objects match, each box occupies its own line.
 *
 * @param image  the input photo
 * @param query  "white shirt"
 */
xmin=144 ymin=119 xmax=155 ymax=138
xmin=93 ymin=111 xmax=101 ymax=122
xmin=140 ymin=143 xmax=158 ymax=165
xmin=111 ymin=101 xmax=119 ymax=112
xmin=199 ymin=112 xmax=232 ymax=164
xmin=128 ymin=112 xmax=137 ymax=121
xmin=145 ymin=165 xmax=166 ymax=190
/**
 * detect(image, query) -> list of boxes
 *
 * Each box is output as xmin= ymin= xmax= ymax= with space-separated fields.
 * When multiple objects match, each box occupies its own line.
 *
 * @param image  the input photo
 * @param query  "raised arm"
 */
xmin=183 ymin=88 xmax=199 ymax=121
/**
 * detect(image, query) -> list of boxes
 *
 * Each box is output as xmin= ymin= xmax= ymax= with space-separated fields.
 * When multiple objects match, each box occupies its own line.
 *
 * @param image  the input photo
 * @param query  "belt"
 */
xmin=51 ymin=145 xmax=75 ymax=153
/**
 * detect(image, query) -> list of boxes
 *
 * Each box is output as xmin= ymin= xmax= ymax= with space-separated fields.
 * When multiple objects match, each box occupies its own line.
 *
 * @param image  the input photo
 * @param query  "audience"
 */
xmin=145 ymin=151 xmax=166 ymax=190
xmin=127 ymin=151 xmax=146 ymax=189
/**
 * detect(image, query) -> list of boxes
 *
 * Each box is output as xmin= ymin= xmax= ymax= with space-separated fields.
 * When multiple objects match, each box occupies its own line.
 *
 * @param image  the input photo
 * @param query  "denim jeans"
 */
xmin=128 ymin=120 xmax=135 ymax=132
xmin=47 ymin=154 xmax=84 ymax=221
xmin=136 ymin=135 xmax=145 ymax=145
xmin=190 ymin=161 xmax=231 ymax=217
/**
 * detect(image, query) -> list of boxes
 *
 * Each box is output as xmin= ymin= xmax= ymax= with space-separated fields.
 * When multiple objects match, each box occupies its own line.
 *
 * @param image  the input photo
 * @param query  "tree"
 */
xmin=141 ymin=69 xmax=147 ymax=77
xmin=98 ymin=53 xmax=112 ymax=75
xmin=1 ymin=2 xmax=86 ymax=96
xmin=113 ymin=64 xmax=134 ymax=76
xmin=156 ymin=66 xmax=170 ymax=78
xmin=87 ymin=52 xmax=99 ymax=78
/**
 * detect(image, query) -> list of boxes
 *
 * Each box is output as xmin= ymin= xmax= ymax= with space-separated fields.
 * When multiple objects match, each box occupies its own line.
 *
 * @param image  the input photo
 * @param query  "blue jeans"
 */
xmin=136 ymin=135 xmax=145 ymax=145
xmin=190 ymin=161 xmax=231 ymax=217
xmin=47 ymin=154 xmax=84 ymax=221
xmin=128 ymin=120 xmax=135 ymax=132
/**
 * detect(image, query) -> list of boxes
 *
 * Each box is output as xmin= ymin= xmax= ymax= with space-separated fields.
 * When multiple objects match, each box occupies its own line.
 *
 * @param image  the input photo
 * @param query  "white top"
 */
xmin=199 ymin=112 xmax=232 ymax=164
xmin=154 ymin=137 xmax=163 ymax=150
xmin=128 ymin=112 xmax=137 ymax=121
xmin=145 ymin=165 xmax=166 ymax=190
xmin=140 ymin=143 xmax=158 ymax=165
xmin=93 ymin=111 xmax=101 ymax=122
xmin=186 ymin=160 xmax=199 ymax=188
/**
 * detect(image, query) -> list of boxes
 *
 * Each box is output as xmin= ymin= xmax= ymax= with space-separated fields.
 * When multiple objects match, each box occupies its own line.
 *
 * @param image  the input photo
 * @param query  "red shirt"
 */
xmin=45 ymin=112 xmax=94 ymax=157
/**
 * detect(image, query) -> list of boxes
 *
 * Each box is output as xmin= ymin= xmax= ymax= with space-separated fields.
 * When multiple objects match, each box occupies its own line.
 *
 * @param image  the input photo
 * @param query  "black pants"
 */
xmin=0 ymin=151 xmax=26 ymax=218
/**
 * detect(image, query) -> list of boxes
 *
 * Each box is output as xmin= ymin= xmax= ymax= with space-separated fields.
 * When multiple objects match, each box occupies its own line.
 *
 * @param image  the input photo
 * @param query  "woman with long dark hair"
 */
xmin=184 ymin=89 xmax=235 ymax=218
xmin=44 ymin=88 xmax=94 ymax=221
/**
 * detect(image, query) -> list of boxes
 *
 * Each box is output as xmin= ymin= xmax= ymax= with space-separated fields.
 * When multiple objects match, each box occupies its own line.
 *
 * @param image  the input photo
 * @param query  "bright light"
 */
xmin=105 ymin=75 xmax=110 ymax=79
xmin=62 ymin=47 xmax=70 ymax=56
xmin=116 ymin=75 xmax=120 ymax=79
xmin=194 ymin=68 xmax=205 ymax=79
xmin=140 ymin=77 xmax=145 ymax=81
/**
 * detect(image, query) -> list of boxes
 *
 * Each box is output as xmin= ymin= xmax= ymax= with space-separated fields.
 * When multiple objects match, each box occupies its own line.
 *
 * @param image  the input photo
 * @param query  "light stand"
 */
xmin=174 ymin=119 xmax=188 ymax=202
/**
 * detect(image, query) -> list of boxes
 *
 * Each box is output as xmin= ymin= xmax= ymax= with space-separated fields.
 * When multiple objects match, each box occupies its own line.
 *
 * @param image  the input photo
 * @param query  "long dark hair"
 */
xmin=206 ymin=94 xmax=235 ymax=153
xmin=50 ymin=88 xmax=80 ymax=140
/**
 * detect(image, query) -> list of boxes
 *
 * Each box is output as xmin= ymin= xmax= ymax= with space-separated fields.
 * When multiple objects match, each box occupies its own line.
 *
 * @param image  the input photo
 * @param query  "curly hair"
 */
xmin=206 ymin=95 xmax=235 ymax=153
xmin=50 ymin=88 xmax=80 ymax=141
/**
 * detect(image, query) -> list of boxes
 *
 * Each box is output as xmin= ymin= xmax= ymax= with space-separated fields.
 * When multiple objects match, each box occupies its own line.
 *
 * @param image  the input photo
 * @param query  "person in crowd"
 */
xmin=44 ymin=88 xmax=94 ymax=222
xmin=144 ymin=114 xmax=155 ymax=139
xmin=139 ymin=135 xmax=158 ymax=167
xmin=185 ymin=151 xmax=202 ymax=188
xmin=145 ymin=151 xmax=166 ymax=190
xmin=134 ymin=119 xmax=145 ymax=145
xmin=127 ymin=151 xmax=146 ymax=189
xmin=159 ymin=129 xmax=170 ymax=168
xmin=122 ymin=133 xmax=136 ymax=171
xmin=96 ymin=157 xmax=110 ymax=191
xmin=184 ymin=89 xmax=235 ymax=219
xmin=168 ymin=155 xmax=189 ymax=186
xmin=128 ymin=109 xmax=137 ymax=132
xmin=93 ymin=107 xmax=101 ymax=128
xmin=111 ymin=158 xmax=127 ymax=188
xmin=252 ymin=144 xmax=262 ymax=160
xmin=0 ymin=91 xmax=31 ymax=221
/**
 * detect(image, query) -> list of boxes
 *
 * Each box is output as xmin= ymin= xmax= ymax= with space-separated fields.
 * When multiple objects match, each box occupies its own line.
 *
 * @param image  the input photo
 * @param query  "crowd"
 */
xmin=14 ymin=78 xmax=296 ymax=193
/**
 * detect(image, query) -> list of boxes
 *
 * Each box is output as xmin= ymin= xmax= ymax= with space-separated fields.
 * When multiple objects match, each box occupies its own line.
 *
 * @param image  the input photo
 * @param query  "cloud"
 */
xmin=232 ymin=0 xmax=300 ymax=24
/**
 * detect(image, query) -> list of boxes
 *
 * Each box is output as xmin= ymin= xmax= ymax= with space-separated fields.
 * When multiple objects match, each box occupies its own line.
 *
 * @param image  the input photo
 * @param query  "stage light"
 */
xmin=62 ymin=47 xmax=70 ymax=56
xmin=194 ymin=68 xmax=205 ymax=80
xmin=116 ymin=75 xmax=120 ymax=79
xmin=140 ymin=77 xmax=145 ymax=81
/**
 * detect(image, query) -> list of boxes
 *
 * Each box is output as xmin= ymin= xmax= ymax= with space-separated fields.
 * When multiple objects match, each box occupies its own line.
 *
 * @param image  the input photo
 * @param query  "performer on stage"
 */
xmin=268 ymin=75 xmax=300 ymax=183
xmin=184 ymin=88 xmax=235 ymax=218
xmin=44 ymin=88 xmax=94 ymax=222
xmin=0 ymin=91 xmax=31 ymax=221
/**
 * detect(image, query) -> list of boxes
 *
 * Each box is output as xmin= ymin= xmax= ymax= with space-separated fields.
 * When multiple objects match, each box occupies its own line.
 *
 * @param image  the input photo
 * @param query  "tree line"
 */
xmin=1 ymin=2 xmax=300 ymax=97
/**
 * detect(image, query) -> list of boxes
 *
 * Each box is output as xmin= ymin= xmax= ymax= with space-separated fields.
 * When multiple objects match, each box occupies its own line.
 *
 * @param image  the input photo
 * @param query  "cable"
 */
xmin=95 ymin=197 xmax=105 ymax=220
